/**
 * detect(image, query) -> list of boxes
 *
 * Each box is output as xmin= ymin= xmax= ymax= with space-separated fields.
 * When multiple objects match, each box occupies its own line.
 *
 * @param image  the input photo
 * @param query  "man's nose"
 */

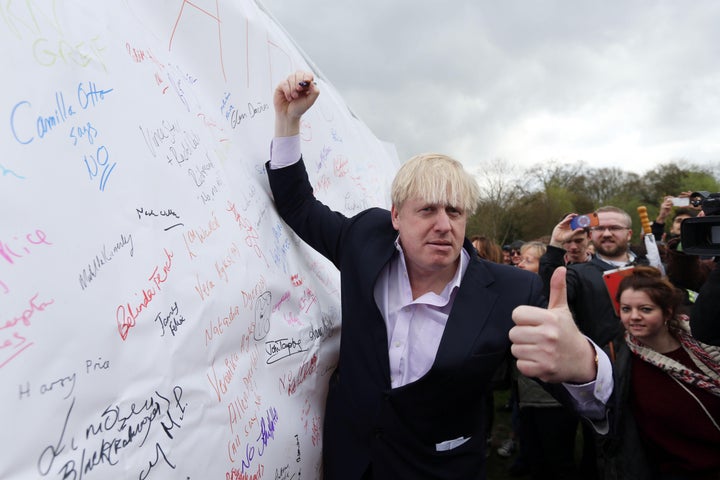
xmin=434 ymin=210 xmax=451 ymax=230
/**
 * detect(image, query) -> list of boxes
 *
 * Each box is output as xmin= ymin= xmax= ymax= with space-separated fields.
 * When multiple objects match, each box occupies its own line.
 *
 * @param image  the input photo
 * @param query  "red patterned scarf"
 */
xmin=625 ymin=322 xmax=720 ymax=398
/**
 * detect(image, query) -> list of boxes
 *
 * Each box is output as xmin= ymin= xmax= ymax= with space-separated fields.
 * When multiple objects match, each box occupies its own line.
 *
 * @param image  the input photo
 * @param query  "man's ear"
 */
xmin=391 ymin=205 xmax=400 ymax=231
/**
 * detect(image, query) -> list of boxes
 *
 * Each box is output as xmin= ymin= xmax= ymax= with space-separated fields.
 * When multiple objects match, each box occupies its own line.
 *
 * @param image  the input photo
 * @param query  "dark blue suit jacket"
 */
xmin=267 ymin=159 xmax=546 ymax=480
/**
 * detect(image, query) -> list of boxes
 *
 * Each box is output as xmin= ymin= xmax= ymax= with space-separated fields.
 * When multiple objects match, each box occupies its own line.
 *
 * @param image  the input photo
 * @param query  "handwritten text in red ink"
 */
xmin=183 ymin=212 xmax=221 ymax=260
xmin=1 ymin=292 xmax=54 ymax=369
xmin=226 ymin=201 xmax=268 ymax=267
xmin=116 ymin=248 xmax=174 ymax=340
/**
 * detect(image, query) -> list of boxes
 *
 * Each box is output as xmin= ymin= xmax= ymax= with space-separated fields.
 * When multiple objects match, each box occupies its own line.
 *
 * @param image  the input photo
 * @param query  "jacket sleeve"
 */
xmin=538 ymin=245 xmax=566 ymax=299
xmin=650 ymin=220 xmax=665 ymax=241
xmin=266 ymin=157 xmax=347 ymax=268
xmin=691 ymin=262 xmax=720 ymax=346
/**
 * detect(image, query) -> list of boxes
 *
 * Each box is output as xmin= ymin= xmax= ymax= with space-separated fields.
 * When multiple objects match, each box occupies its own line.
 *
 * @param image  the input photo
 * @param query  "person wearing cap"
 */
xmin=501 ymin=244 xmax=513 ymax=265
xmin=509 ymin=240 xmax=525 ymax=266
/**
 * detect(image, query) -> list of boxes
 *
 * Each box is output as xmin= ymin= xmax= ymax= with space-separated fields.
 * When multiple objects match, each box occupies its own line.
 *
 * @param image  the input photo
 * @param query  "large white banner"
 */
xmin=0 ymin=1 xmax=398 ymax=479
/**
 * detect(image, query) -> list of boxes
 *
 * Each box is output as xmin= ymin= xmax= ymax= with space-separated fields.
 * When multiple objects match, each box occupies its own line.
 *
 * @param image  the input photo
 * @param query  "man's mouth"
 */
xmin=429 ymin=239 xmax=451 ymax=246
xmin=427 ymin=241 xmax=453 ymax=250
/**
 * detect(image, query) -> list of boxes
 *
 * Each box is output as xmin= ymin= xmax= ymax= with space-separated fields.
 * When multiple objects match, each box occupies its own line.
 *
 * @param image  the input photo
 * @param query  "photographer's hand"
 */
xmin=656 ymin=196 xmax=673 ymax=224
xmin=549 ymin=213 xmax=581 ymax=248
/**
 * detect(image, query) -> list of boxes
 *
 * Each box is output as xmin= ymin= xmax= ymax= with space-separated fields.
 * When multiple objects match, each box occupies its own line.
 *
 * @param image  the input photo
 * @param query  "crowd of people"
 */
xmin=476 ymin=199 xmax=720 ymax=480
xmin=269 ymin=71 xmax=719 ymax=480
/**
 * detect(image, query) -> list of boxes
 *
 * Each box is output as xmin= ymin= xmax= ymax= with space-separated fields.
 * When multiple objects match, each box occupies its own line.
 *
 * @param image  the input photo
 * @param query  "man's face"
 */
xmin=510 ymin=249 xmax=523 ymax=266
xmin=502 ymin=250 xmax=512 ymax=264
xmin=562 ymin=231 xmax=590 ymax=263
xmin=670 ymin=214 xmax=691 ymax=236
xmin=391 ymin=198 xmax=466 ymax=278
xmin=591 ymin=211 xmax=632 ymax=259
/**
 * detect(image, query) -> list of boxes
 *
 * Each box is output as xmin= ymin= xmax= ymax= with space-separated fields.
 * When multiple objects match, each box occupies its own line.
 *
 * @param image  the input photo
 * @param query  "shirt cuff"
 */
xmin=269 ymin=135 xmax=301 ymax=169
xmin=560 ymin=339 xmax=613 ymax=427
xmin=562 ymin=340 xmax=612 ymax=401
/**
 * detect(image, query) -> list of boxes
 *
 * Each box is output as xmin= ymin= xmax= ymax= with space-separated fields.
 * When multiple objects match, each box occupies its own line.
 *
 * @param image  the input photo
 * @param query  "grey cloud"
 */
xmin=262 ymin=0 xmax=720 ymax=173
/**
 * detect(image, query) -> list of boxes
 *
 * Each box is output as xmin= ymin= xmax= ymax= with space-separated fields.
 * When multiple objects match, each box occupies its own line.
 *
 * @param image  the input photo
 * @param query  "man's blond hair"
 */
xmin=391 ymin=153 xmax=480 ymax=215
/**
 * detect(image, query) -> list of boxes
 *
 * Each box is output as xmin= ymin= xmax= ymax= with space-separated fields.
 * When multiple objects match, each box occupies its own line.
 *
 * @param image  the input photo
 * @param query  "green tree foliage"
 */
xmin=640 ymin=163 xmax=687 ymax=203
xmin=584 ymin=168 xmax=641 ymax=206
xmin=683 ymin=170 xmax=720 ymax=194
xmin=468 ymin=161 xmax=720 ymax=246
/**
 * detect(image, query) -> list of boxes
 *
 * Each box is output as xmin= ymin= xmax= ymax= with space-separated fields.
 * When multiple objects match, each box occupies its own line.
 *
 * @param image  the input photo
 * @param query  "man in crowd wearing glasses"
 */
xmin=540 ymin=206 xmax=646 ymax=349
xmin=539 ymin=206 xmax=648 ymax=479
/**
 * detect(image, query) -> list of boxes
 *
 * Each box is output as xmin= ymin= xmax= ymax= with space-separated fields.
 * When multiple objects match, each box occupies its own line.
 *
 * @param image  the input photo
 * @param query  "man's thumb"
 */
xmin=548 ymin=266 xmax=569 ymax=310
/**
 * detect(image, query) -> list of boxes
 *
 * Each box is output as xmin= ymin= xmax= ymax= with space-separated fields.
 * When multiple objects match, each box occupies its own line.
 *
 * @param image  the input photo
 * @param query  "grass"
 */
xmin=486 ymin=388 xmax=588 ymax=480
xmin=486 ymin=389 xmax=531 ymax=480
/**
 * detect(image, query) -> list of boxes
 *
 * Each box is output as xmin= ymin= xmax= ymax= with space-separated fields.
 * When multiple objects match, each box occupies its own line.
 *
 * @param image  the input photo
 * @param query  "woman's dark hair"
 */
xmin=470 ymin=235 xmax=503 ymax=263
xmin=615 ymin=266 xmax=685 ymax=328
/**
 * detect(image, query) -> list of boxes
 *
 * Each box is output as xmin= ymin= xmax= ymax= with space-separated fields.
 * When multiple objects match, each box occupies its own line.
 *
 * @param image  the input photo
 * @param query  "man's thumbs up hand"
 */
xmin=509 ymin=267 xmax=598 ymax=384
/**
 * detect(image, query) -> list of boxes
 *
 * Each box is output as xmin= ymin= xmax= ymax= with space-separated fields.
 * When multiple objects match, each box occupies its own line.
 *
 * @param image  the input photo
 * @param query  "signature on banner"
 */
xmin=37 ymin=386 xmax=188 ymax=479
xmin=1 ymin=292 xmax=54 ymax=369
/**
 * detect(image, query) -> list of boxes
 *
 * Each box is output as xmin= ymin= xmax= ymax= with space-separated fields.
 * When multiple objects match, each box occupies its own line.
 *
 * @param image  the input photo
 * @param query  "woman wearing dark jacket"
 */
xmin=599 ymin=266 xmax=720 ymax=479
xmin=691 ymin=261 xmax=720 ymax=347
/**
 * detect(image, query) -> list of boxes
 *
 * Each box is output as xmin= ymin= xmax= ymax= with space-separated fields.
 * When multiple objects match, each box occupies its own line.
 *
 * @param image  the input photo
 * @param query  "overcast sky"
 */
xmin=260 ymin=0 xmax=720 ymax=177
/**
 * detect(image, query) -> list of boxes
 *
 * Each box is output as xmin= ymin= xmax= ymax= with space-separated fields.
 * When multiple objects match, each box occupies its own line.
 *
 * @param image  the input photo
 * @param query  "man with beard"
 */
xmin=540 ymin=206 xmax=647 ymax=349
xmin=539 ymin=206 xmax=648 ymax=480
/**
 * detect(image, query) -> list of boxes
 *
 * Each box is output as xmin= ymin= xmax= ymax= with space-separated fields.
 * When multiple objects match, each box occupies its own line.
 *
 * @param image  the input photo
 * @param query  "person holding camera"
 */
xmin=561 ymin=224 xmax=593 ymax=265
xmin=692 ymin=259 xmax=720 ymax=346
xmin=651 ymin=193 xmax=698 ymax=243
xmin=687 ymin=198 xmax=720 ymax=347
xmin=540 ymin=207 xmax=649 ymax=348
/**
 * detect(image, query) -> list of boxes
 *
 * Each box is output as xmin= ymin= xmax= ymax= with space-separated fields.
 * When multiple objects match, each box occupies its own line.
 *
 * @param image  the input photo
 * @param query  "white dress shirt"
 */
xmin=374 ymin=241 xmax=469 ymax=388
xmin=270 ymin=135 xmax=612 ymax=425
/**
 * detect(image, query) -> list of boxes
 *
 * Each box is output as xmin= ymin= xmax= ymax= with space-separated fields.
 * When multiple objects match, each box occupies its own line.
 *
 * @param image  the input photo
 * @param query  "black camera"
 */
xmin=680 ymin=191 xmax=720 ymax=256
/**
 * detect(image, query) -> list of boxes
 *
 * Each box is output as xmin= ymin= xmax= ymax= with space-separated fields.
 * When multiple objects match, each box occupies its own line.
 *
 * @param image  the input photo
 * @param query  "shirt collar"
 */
xmin=393 ymin=236 xmax=470 ymax=307
xmin=597 ymin=251 xmax=636 ymax=268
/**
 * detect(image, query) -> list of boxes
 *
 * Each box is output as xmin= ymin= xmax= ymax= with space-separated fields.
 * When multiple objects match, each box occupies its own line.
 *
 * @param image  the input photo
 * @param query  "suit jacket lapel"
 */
xmin=364 ymin=229 xmax=400 ymax=384
xmin=434 ymin=253 xmax=499 ymax=369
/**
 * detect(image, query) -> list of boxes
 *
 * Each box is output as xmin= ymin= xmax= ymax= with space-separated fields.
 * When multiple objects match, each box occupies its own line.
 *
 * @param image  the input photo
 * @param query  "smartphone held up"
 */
xmin=570 ymin=212 xmax=599 ymax=231
xmin=671 ymin=197 xmax=690 ymax=207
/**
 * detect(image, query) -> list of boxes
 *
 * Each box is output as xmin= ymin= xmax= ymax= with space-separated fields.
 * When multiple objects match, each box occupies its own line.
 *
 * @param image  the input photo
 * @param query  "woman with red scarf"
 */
xmin=601 ymin=266 xmax=720 ymax=479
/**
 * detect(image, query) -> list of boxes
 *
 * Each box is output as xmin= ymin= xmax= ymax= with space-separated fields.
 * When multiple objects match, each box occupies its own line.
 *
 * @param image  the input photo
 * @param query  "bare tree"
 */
xmin=469 ymin=157 xmax=528 ymax=244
